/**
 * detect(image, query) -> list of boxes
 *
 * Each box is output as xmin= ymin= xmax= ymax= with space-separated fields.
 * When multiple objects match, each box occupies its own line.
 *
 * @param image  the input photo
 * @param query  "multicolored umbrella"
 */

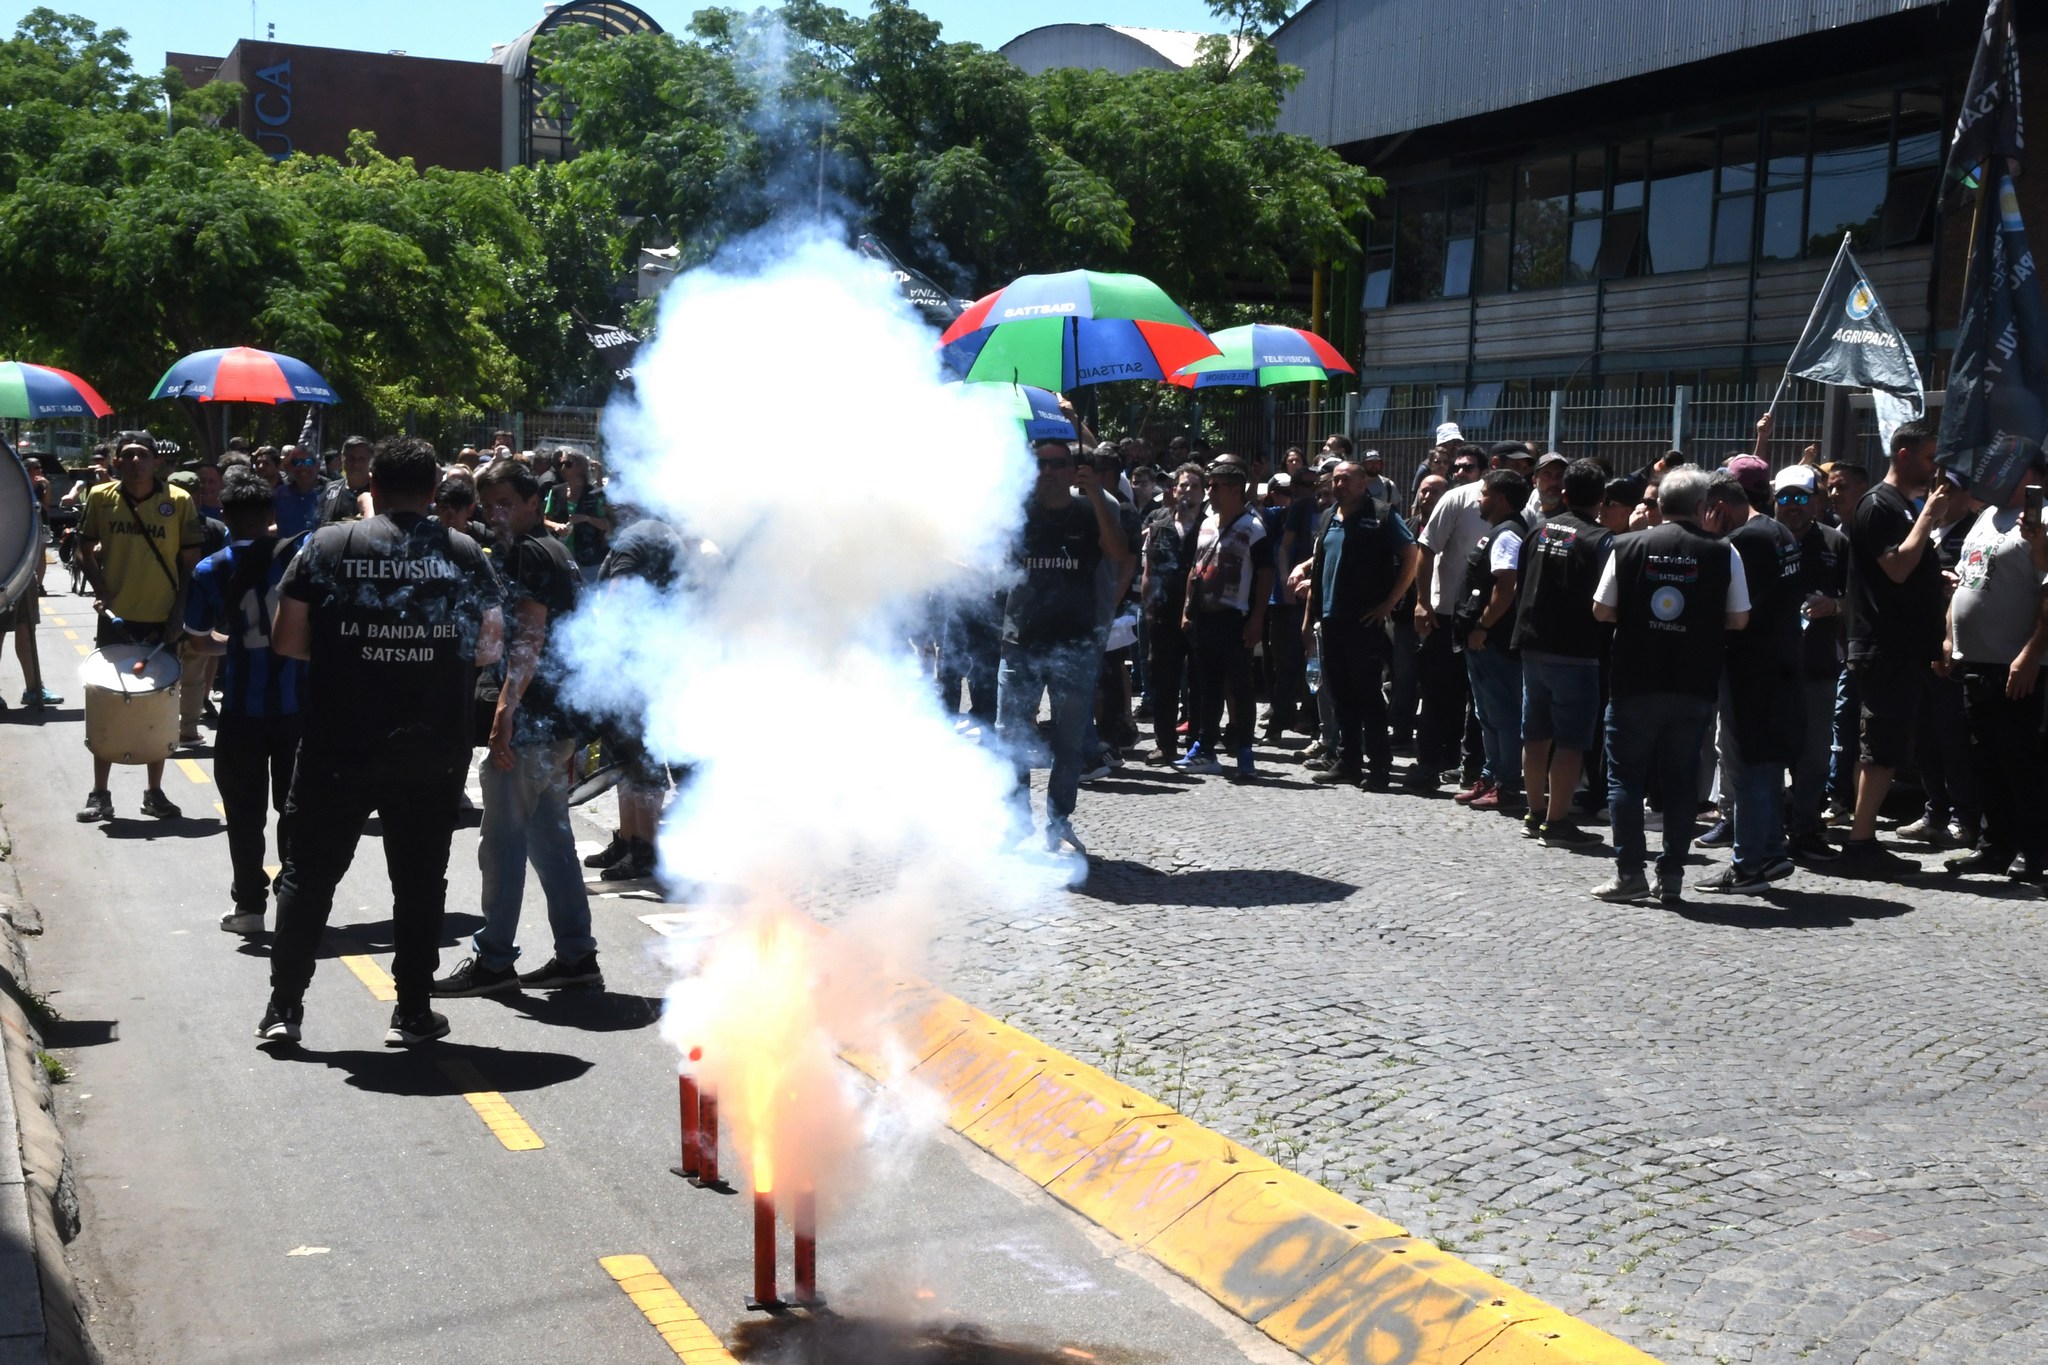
xmin=1168 ymin=323 xmax=1355 ymax=389
xmin=948 ymin=381 xmax=1077 ymax=443
xmin=939 ymin=270 xmax=1219 ymax=390
xmin=151 ymin=347 xmax=339 ymax=404
xmin=0 ymin=362 xmax=113 ymax=419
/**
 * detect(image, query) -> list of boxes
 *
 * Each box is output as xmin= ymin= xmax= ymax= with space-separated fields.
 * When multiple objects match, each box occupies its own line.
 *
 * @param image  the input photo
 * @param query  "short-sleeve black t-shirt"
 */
xmin=1795 ymin=521 xmax=1849 ymax=678
xmin=600 ymin=518 xmax=688 ymax=589
xmin=494 ymin=528 xmax=581 ymax=737
xmin=1846 ymin=482 xmax=1943 ymax=662
xmin=279 ymin=511 xmax=498 ymax=766
xmin=1004 ymin=498 xmax=1104 ymax=647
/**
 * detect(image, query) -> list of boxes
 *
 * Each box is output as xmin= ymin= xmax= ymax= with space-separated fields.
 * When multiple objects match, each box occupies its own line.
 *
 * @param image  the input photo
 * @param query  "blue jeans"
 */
xmin=1606 ymin=692 xmax=1716 ymax=884
xmin=1464 ymin=647 xmax=1524 ymax=794
xmin=997 ymin=638 xmax=1096 ymax=823
xmin=474 ymin=737 xmax=596 ymax=970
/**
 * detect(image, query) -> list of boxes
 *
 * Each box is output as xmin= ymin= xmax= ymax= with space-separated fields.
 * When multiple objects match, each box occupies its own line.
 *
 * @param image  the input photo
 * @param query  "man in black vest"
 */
xmin=1452 ymin=470 xmax=1531 ymax=811
xmin=261 ymin=437 xmax=503 ymax=1046
xmin=1591 ymin=468 xmax=1752 ymax=905
xmin=1695 ymin=473 xmax=1806 ymax=893
xmin=1510 ymin=459 xmax=1612 ymax=845
xmin=1304 ymin=458 xmax=1421 ymax=788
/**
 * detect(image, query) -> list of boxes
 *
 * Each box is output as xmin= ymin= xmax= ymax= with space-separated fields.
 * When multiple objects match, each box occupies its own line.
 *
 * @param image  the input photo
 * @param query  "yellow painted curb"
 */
xmin=841 ymin=984 xmax=1662 ymax=1365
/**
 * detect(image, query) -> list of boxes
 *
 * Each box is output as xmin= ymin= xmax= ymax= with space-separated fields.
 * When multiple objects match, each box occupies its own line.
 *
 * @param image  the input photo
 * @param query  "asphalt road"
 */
xmin=0 ymin=589 xmax=1282 ymax=1365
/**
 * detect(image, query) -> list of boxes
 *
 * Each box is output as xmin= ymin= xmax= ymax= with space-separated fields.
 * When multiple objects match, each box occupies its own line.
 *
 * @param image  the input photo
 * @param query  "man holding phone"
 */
xmin=1943 ymin=473 xmax=2048 ymax=882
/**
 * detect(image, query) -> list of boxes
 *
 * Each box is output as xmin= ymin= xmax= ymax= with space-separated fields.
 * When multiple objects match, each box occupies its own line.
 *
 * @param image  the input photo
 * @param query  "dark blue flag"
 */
xmin=1940 ymin=0 xmax=2023 ymax=216
xmin=1937 ymin=177 xmax=2048 ymax=506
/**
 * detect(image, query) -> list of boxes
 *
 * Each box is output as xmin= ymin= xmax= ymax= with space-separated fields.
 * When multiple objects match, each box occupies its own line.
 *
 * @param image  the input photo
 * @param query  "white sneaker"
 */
xmin=219 ymin=910 xmax=265 ymax=935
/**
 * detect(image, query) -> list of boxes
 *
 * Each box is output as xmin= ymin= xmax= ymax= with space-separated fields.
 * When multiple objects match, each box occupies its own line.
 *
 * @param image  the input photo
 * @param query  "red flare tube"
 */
xmin=698 ymin=1087 xmax=720 ymax=1186
xmin=753 ymin=1190 xmax=777 ymax=1307
xmin=675 ymin=1073 xmax=700 ymax=1177
xmin=793 ymin=1187 xmax=817 ymax=1304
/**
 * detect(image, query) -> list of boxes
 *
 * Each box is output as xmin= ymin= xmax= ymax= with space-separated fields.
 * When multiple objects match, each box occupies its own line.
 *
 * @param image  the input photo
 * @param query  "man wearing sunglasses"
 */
xmin=996 ymin=438 xmax=1134 ymax=854
xmin=273 ymin=444 xmax=326 ymax=538
xmin=1772 ymin=466 xmax=1848 ymax=861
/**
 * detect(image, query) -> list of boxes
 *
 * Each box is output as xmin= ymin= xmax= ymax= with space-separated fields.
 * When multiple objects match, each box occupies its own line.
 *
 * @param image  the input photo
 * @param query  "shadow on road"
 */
xmin=1 ymin=706 xmax=83 ymax=726
xmin=328 ymin=916 xmax=487 ymax=953
xmin=1675 ymin=885 xmax=1915 ymax=929
xmin=1073 ymin=858 xmax=1355 ymax=908
xmin=260 ymin=1039 xmax=592 ymax=1095
xmin=100 ymin=818 xmax=220 ymax=840
xmin=487 ymin=989 xmax=664 ymax=1032
xmin=41 ymin=1019 xmax=118 ymax=1047
xmin=732 ymin=1314 xmax=1142 ymax=1364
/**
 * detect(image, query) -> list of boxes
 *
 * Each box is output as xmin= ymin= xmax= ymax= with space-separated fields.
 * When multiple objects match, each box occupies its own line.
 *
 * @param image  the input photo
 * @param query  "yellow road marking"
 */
xmin=47 ymin=615 xmax=66 ymax=627
xmin=212 ymin=801 xmax=225 ymax=818
xmin=598 ymin=1256 xmax=735 ymax=1362
xmin=175 ymin=758 xmax=209 ymax=786
xmin=338 ymin=954 xmax=397 ymax=1002
xmin=72 ymin=644 xmax=87 ymax=655
xmin=60 ymin=629 xmax=76 ymax=640
xmin=439 ymin=1059 xmax=544 ymax=1152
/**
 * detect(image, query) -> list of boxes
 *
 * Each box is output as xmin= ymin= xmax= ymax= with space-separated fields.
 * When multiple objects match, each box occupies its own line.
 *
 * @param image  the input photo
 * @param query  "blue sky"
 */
xmin=3 ymin=1 xmax=1229 ymax=68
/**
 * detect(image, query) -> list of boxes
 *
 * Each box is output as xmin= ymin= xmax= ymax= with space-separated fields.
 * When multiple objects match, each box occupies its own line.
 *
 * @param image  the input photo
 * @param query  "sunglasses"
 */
xmin=1640 ymin=496 xmax=1659 ymax=507
xmin=1775 ymin=490 xmax=1813 ymax=504
xmin=1453 ymin=463 xmax=1480 ymax=474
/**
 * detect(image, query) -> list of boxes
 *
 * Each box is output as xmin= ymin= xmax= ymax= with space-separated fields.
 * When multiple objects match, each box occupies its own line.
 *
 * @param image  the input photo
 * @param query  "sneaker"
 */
xmin=1172 ymin=741 xmax=1206 ymax=769
xmin=1658 ymin=880 xmax=1684 ymax=906
xmin=1177 ymin=747 xmax=1222 ymax=776
xmin=1453 ymin=779 xmax=1493 ymax=806
xmin=1144 ymin=747 xmax=1175 ymax=765
xmin=598 ymin=839 xmax=655 ymax=882
xmin=1175 ymin=720 xmax=1191 ymax=737
xmin=582 ymin=833 xmax=629 ymax=869
xmin=75 ymin=789 xmax=112 ymax=823
xmin=1591 ymin=871 xmax=1651 ymax=903
xmin=1234 ymin=747 xmax=1257 ymax=778
xmin=1310 ymin=766 xmax=1359 ymax=786
xmin=19 ymin=686 xmax=60 ymax=708
xmin=1470 ymin=785 xmax=1516 ymax=811
xmin=1836 ymin=839 xmax=1921 ymax=879
xmin=256 ymin=1000 xmax=303 ymax=1043
xmin=516 ymin=954 xmax=603 ymax=991
xmin=1521 ymin=809 xmax=1544 ymax=837
xmin=1894 ymin=815 xmax=1953 ymax=845
xmin=1541 ymin=821 xmax=1603 ymax=848
xmin=1302 ymin=739 xmax=1326 ymax=761
xmin=430 ymin=956 xmax=521 ymax=998
xmin=219 ymin=909 xmax=265 ymax=935
xmin=1696 ymin=817 xmax=1732 ymax=848
xmin=139 ymin=788 xmax=181 ymax=819
xmin=1759 ymin=855 xmax=1797 ymax=883
xmin=1787 ymin=832 xmax=1838 ymax=862
xmin=1824 ymin=800 xmax=1853 ymax=826
xmin=1695 ymin=864 xmax=1770 ymax=894
xmin=384 ymin=1008 xmax=451 ymax=1047
xmin=178 ymin=728 xmax=202 ymax=745
xmin=1944 ymin=848 xmax=2015 ymax=877
xmin=1044 ymin=817 xmax=1087 ymax=855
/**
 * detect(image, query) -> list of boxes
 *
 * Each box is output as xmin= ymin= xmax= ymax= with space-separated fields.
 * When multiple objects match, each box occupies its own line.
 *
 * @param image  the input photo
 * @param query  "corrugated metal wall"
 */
xmin=1274 ymin=0 xmax=1946 ymax=148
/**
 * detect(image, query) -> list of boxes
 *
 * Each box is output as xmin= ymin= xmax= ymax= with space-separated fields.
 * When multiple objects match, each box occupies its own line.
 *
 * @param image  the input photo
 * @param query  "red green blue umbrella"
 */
xmin=939 ymin=270 xmax=1219 ymax=390
xmin=0 ymin=362 xmax=113 ymax=419
xmin=151 ymin=347 xmax=339 ymax=404
xmin=1168 ymin=323 xmax=1355 ymax=389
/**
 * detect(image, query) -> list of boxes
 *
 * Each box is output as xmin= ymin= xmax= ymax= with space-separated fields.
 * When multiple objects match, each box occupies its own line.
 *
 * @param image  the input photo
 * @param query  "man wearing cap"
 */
xmin=1416 ymin=423 xmax=1462 ymax=502
xmin=1178 ymin=455 xmax=1272 ymax=778
xmin=1771 ymin=464 xmax=1849 ymax=861
xmin=75 ymin=432 xmax=205 ymax=822
xmin=1693 ymin=469 xmax=1803 ymax=892
xmin=1410 ymin=442 xmax=1495 ymax=788
xmin=1528 ymin=453 xmax=1568 ymax=525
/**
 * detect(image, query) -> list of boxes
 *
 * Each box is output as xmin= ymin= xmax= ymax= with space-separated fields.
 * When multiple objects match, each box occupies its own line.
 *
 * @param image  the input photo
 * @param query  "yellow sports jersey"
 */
xmin=80 ymin=479 xmax=202 ymax=623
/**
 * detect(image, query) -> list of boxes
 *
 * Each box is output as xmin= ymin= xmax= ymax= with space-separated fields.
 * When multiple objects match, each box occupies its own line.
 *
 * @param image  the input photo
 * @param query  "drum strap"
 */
xmin=117 ymin=484 xmax=184 ymax=603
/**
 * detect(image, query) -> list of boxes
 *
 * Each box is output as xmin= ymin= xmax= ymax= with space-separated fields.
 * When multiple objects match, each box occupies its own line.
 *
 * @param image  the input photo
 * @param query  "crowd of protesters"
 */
xmin=14 ymin=428 xmax=658 ymax=1048
xmin=982 ymin=408 xmax=2048 ymax=905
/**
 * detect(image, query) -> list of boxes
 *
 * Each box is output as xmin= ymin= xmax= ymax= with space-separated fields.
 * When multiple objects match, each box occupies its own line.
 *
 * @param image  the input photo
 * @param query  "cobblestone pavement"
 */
xmin=813 ymin=731 xmax=2048 ymax=1365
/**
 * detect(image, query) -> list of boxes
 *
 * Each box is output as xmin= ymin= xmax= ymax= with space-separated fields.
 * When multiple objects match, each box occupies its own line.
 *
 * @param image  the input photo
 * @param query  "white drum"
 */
xmin=80 ymin=645 xmax=181 ymax=764
xmin=0 ymin=451 xmax=38 ymax=617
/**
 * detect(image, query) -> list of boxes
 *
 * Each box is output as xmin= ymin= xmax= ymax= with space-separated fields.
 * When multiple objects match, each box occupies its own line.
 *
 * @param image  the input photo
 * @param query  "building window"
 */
xmin=1392 ymin=188 xmax=1447 ymax=305
xmin=1568 ymin=151 xmax=1603 ymax=281
xmin=1510 ymin=157 xmax=1571 ymax=290
xmin=1759 ymin=111 xmax=1807 ymax=261
xmin=1881 ymin=88 xmax=1943 ymax=247
xmin=1443 ymin=179 xmax=1477 ymax=298
xmin=1806 ymin=95 xmax=1892 ymax=254
xmin=1646 ymin=131 xmax=1715 ymax=274
xmin=1363 ymin=213 xmax=1394 ymax=310
xmin=1711 ymin=123 xmax=1759 ymax=266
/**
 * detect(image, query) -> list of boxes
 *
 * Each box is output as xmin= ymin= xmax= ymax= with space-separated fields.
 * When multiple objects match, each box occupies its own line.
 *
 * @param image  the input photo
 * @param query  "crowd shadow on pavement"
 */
xmin=731 ymin=1314 xmax=1141 ymax=1364
xmin=260 ymin=1039 xmax=593 ymax=1096
xmin=1674 ymin=884 xmax=1915 ymax=929
xmin=326 ymin=916 xmax=488 ymax=954
xmin=1 ymin=706 xmax=83 ymax=727
xmin=100 ymin=816 xmax=220 ymax=840
xmin=1074 ymin=858 xmax=1355 ymax=908
xmin=486 ymin=988 xmax=664 ymax=1032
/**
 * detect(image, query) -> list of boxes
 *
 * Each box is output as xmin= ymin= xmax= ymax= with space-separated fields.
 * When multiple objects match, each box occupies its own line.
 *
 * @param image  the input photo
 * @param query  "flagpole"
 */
xmin=1767 ymin=233 xmax=1853 ymax=420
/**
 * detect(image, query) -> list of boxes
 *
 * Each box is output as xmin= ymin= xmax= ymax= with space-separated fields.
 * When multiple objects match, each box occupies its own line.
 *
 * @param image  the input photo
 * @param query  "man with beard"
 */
xmin=1140 ymin=463 xmax=1206 ymax=763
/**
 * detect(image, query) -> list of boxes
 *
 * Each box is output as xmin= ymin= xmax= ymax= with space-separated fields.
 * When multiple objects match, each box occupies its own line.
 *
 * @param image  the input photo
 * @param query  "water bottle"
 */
xmin=1304 ymin=625 xmax=1322 ymax=695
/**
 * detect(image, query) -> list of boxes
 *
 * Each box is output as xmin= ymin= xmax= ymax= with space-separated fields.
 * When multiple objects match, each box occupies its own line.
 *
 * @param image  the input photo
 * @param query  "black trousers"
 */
xmin=1959 ymin=663 xmax=2048 ymax=863
xmin=1416 ymin=614 xmax=1469 ymax=775
xmin=1190 ymin=609 xmax=1254 ymax=754
xmin=269 ymin=752 xmax=467 ymax=1014
xmin=1265 ymin=598 xmax=1308 ymax=735
xmin=1147 ymin=607 xmax=1194 ymax=756
xmin=214 ymin=713 xmax=303 ymax=915
xmin=1322 ymin=616 xmax=1394 ymax=776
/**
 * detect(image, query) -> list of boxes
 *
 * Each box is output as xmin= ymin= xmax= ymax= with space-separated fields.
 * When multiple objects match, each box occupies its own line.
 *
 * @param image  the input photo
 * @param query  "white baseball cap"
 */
xmin=1435 ymin=422 xmax=1463 ymax=446
xmin=1772 ymin=465 xmax=1819 ymax=493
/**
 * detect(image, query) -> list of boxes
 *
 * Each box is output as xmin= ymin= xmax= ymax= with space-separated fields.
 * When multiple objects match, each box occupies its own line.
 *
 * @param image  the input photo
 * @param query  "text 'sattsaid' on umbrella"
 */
xmin=938 ymin=270 xmax=1219 ymax=392
xmin=1168 ymin=324 xmax=1356 ymax=389
xmin=150 ymin=347 xmax=340 ymax=405
xmin=0 ymin=362 xmax=113 ymax=420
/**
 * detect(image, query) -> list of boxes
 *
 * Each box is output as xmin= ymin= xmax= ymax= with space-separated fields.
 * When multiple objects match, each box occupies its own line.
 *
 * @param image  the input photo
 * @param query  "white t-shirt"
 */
xmin=1190 ymin=509 xmax=1268 ymax=614
xmin=1419 ymin=480 xmax=1489 ymax=613
xmin=1594 ymin=541 xmax=1752 ymax=613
